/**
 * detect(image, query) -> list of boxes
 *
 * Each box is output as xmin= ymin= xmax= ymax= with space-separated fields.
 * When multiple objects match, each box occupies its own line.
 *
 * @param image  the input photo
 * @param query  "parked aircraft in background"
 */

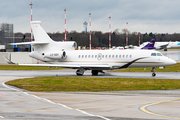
xmin=125 ymin=38 xmax=156 ymax=50
xmin=140 ymin=40 xmax=180 ymax=51
xmin=4 ymin=21 xmax=176 ymax=77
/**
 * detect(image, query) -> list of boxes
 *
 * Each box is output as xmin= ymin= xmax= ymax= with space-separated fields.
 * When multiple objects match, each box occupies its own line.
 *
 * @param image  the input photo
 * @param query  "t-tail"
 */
xmin=141 ymin=38 xmax=156 ymax=49
xmin=10 ymin=21 xmax=77 ymax=61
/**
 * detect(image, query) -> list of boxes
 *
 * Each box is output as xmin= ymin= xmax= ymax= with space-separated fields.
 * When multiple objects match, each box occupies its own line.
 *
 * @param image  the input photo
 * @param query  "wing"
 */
xmin=157 ymin=43 xmax=169 ymax=49
xmin=3 ymin=56 xmax=110 ymax=69
xmin=9 ymin=41 xmax=49 ymax=45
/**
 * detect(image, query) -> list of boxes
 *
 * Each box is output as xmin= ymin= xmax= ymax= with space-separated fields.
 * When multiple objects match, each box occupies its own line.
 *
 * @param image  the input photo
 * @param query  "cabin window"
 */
xmin=105 ymin=55 xmax=108 ymax=58
xmin=119 ymin=55 xmax=121 ymax=58
xmin=88 ymin=55 xmax=90 ymax=58
xmin=82 ymin=55 xmax=84 ymax=58
xmin=116 ymin=55 xmax=118 ymax=58
xmin=151 ymin=53 xmax=156 ymax=56
xmin=95 ymin=55 xmax=97 ymax=58
xmin=123 ymin=55 xmax=125 ymax=58
xmin=92 ymin=55 xmax=94 ymax=58
xmin=126 ymin=55 xmax=128 ymax=58
xmin=102 ymin=55 xmax=104 ymax=58
xmin=109 ymin=55 xmax=111 ymax=58
xmin=85 ymin=55 xmax=87 ymax=58
xmin=78 ymin=55 xmax=81 ymax=58
xmin=130 ymin=55 xmax=132 ymax=58
xmin=112 ymin=55 xmax=114 ymax=58
xmin=157 ymin=53 xmax=163 ymax=56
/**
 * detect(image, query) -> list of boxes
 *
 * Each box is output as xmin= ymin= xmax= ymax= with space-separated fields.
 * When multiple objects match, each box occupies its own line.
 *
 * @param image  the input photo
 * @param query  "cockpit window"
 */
xmin=151 ymin=53 xmax=156 ymax=56
xmin=157 ymin=53 xmax=163 ymax=56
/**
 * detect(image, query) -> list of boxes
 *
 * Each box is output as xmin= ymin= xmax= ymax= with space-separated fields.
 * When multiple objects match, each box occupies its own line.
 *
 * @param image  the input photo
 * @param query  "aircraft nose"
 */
xmin=168 ymin=58 xmax=177 ymax=66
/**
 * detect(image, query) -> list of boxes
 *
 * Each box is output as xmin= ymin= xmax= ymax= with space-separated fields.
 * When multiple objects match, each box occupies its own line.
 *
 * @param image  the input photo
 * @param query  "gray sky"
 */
xmin=1 ymin=0 xmax=180 ymax=34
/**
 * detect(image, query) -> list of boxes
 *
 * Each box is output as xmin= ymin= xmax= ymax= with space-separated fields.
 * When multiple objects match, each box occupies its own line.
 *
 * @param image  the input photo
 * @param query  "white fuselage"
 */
xmin=29 ymin=49 xmax=176 ymax=70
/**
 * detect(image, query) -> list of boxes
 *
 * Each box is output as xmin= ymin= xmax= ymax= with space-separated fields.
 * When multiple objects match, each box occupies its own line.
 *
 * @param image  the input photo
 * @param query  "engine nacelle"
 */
xmin=43 ymin=51 xmax=66 ymax=60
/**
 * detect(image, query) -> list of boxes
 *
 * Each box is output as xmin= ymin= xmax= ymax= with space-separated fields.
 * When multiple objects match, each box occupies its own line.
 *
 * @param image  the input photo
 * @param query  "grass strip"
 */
xmin=0 ymin=65 xmax=64 ymax=70
xmin=5 ymin=77 xmax=180 ymax=92
xmin=0 ymin=63 xmax=179 ymax=72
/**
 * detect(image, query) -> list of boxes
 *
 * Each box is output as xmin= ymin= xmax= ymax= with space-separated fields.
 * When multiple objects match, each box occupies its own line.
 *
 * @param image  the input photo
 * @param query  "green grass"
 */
xmin=111 ymin=63 xmax=180 ymax=72
xmin=5 ymin=77 xmax=180 ymax=92
xmin=0 ymin=65 xmax=64 ymax=70
xmin=0 ymin=63 xmax=179 ymax=72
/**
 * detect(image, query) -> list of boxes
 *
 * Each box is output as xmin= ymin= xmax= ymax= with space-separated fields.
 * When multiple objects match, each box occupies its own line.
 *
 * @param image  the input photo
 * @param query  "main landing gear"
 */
xmin=151 ymin=67 xmax=156 ymax=77
xmin=91 ymin=70 xmax=105 ymax=76
xmin=76 ymin=69 xmax=105 ymax=76
xmin=76 ymin=68 xmax=85 ymax=76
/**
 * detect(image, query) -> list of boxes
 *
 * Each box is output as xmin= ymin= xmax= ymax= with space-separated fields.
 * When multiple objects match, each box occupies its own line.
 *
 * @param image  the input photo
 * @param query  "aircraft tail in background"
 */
xmin=141 ymin=38 xmax=156 ymax=50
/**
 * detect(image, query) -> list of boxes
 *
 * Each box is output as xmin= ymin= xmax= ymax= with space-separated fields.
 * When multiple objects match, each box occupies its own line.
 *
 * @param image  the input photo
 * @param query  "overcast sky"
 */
xmin=1 ymin=0 xmax=180 ymax=34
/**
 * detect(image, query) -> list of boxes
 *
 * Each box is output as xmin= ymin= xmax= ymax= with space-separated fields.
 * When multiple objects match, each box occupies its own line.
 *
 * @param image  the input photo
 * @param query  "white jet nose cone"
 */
xmin=168 ymin=58 xmax=177 ymax=66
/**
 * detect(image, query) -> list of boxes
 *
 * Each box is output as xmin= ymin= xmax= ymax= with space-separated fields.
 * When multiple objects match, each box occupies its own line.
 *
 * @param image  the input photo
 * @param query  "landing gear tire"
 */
xmin=76 ymin=69 xmax=84 ymax=76
xmin=152 ymin=72 xmax=156 ymax=77
xmin=91 ymin=70 xmax=99 ymax=76
xmin=76 ymin=73 xmax=83 ymax=76
xmin=164 ymin=48 xmax=167 ymax=51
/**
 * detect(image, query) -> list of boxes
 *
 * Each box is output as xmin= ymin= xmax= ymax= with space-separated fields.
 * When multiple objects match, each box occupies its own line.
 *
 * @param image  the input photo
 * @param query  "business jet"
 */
xmin=140 ymin=40 xmax=180 ymax=51
xmin=4 ymin=21 xmax=176 ymax=77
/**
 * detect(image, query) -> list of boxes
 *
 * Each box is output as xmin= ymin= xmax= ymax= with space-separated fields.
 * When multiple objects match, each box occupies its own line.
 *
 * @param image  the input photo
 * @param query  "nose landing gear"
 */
xmin=151 ymin=67 xmax=156 ymax=77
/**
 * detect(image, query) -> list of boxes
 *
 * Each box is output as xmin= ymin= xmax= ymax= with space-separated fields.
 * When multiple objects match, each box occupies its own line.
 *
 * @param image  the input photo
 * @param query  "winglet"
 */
xmin=3 ymin=56 xmax=17 ymax=65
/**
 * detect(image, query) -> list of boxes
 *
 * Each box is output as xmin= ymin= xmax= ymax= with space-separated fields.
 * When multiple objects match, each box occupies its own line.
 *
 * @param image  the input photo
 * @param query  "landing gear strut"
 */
xmin=151 ymin=67 xmax=156 ymax=77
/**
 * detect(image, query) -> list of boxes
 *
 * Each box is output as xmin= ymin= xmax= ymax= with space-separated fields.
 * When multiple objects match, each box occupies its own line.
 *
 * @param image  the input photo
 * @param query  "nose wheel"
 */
xmin=152 ymin=72 xmax=156 ymax=77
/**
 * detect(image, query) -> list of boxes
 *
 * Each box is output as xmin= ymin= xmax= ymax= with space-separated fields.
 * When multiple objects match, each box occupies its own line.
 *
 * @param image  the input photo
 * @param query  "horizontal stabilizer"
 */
xmin=9 ymin=41 xmax=49 ymax=45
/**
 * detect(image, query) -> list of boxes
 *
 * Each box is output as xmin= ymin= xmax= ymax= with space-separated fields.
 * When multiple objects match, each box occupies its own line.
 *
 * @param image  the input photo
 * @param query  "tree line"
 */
xmin=14 ymin=29 xmax=180 ymax=47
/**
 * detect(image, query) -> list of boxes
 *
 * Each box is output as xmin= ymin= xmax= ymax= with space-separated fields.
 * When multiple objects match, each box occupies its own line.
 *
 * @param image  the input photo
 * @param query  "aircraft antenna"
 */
xmin=89 ymin=12 xmax=91 ymax=50
xmin=64 ymin=8 xmax=66 ymax=42
xmin=126 ymin=22 xmax=128 ymax=46
xmin=109 ymin=16 xmax=111 ymax=48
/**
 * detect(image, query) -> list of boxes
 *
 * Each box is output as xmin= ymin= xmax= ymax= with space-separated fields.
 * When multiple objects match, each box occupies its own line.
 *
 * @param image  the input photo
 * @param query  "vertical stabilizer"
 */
xmin=141 ymin=38 xmax=156 ymax=49
xmin=31 ymin=21 xmax=52 ymax=42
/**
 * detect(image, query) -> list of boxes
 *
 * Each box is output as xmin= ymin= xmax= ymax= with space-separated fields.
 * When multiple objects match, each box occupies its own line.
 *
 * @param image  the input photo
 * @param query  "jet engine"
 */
xmin=43 ymin=51 xmax=66 ymax=60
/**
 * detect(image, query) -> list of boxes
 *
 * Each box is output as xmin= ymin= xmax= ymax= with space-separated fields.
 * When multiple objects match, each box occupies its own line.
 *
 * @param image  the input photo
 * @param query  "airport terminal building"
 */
xmin=0 ymin=23 xmax=14 ymax=52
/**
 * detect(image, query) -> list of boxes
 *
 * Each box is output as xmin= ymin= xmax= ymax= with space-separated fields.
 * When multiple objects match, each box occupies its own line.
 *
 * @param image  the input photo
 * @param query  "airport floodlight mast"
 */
xmin=89 ymin=12 xmax=91 ymax=50
xmin=29 ymin=2 xmax=33 ymax=42
xmin=83 ymin=21 xmax=88 ymax=33
xmin=64 ymin=8 xmax=66 ymax=42
xmin=126 ymin=22 xmax=128 ymax=46
xmin=109 ymin=16 xmax=111 ymax=48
